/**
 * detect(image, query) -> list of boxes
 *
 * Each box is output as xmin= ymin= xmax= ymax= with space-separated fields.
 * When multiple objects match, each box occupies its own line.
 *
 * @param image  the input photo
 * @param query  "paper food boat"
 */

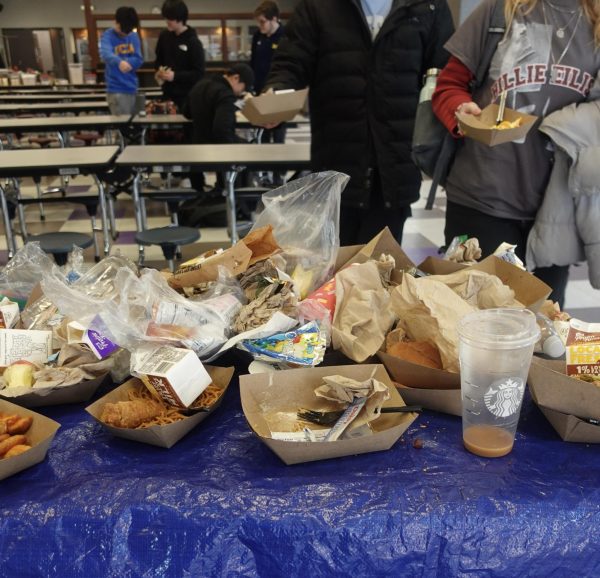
xmin=240 ymin=364 xmax=418 ymax=465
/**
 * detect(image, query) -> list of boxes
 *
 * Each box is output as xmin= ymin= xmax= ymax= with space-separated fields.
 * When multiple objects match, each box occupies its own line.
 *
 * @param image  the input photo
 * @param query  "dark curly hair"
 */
xmin=115 ymin=7 xmax=139 ymax=35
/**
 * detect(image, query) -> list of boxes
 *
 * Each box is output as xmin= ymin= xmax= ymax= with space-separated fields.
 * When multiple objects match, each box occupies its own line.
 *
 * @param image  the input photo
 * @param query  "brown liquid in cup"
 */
xmin=463 ymin=425 xmax=514 ymax=458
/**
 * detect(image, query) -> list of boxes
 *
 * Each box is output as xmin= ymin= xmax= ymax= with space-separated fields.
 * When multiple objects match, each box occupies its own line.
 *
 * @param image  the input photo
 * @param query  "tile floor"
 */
xmin=1 ymin=120 xmax=598 ymax=320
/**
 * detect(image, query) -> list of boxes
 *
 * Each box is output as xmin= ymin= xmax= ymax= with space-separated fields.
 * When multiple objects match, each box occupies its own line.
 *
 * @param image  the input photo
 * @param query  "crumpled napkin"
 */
xmin=314 ymin=374 xmax=390 ymax=428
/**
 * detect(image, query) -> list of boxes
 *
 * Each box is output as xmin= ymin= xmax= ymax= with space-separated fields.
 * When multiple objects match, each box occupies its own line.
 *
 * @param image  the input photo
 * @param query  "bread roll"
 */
xmin=387 ymin=340 xmax=443 ymax=370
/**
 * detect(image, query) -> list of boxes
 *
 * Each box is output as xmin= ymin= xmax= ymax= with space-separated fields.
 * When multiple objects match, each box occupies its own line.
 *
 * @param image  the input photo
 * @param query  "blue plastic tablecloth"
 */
xmin=1 ymin=356 xmax=599 ymax=578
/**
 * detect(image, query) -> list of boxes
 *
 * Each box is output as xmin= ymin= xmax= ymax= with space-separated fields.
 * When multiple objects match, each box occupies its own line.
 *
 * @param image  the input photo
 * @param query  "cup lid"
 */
xmin=458 ymin=308 xmax=540 ymax=350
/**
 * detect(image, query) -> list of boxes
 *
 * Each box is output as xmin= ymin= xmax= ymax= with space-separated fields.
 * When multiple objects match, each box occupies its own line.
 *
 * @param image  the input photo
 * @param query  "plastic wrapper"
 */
xmin=48 ymin=268 xmax=243 ymax=361
xmin=0 ymin=243 xmax=55 ymax=309
xmin=494 ymin=242 xmax=525 ymax=270
xmin=249 ymin=171 xmax=348 ymax=298
xmin=25 ymin=254 xmax=138 ymax=332
xmin=63 ymin=246 xmax=85 ymax=284
xmin=188 ymin=266 xmax=247 ymax=306
xmin=239 ymin=321 xmax=326 ymax=366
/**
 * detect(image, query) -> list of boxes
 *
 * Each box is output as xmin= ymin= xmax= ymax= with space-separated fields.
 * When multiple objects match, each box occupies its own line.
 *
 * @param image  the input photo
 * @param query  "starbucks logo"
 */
xmin=484 ymin=378 xmax=525 ymax=418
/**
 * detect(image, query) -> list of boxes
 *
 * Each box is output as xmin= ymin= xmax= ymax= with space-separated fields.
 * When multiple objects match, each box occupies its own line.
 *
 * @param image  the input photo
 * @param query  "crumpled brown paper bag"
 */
xmin=427 ymin=269 xmax=522 ymax=309
xmin=390 ymin=274 xmax=474 ymax=372
xmin=314 ymin=374 xmax=390 ymax=428
xmin=332 ymin=262 xmax=396 ymax=362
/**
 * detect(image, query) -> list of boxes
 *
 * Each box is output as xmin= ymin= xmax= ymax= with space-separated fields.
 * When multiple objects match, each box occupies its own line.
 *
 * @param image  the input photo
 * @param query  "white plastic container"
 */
xmin=68 ymin=63 xmax=84 ymax=85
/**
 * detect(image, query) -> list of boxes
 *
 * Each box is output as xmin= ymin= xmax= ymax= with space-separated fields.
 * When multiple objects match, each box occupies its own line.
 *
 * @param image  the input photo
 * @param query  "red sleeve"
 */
xmin=432 ymin=56 xmax=475 ymax=135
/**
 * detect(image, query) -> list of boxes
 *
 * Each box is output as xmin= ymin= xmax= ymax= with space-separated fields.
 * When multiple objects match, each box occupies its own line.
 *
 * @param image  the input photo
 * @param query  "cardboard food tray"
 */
xmin=239 ymin=364 xmax=418 ymax=465
xmin=456 ymin=103 xmax=538 ymax=147
xmin=86 ymin=366 xmax=234 ymax=449
xmin=528 ymin=356 xmax=600 ymax=420
xmin=537 ymin=405 xmax=600 ymax=443
xmin=418 ymin=255 xmax=551 ymax=311
xmin=341 ymin=227 xmax=415 ymax=284
xmin=394 ymin=383 xmax=462 ymax=417
xmin=0 ymin=398 xmax=60 ymax=481
xmin=241 ymin=89 xmax=309 ymax=126
xmin=0 ymin=374 xmax=110 ymax=408
xmin=376 ymin=254 xmax=550 ymax=413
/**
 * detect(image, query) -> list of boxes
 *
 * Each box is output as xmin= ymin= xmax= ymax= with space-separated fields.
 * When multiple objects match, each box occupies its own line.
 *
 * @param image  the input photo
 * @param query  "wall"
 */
xmin=0 ymin=0 xmax=298 ymax=64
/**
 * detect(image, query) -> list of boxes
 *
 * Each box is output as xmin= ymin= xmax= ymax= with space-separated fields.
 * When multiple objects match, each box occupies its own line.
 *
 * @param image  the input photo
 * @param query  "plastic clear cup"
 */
xmin=457 ymin=308 xmax=540 ymax=458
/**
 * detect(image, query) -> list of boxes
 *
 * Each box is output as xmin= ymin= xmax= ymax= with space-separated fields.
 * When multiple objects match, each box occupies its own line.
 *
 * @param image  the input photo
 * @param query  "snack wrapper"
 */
xmin=239 ymin=321 xmax=326 ymax=366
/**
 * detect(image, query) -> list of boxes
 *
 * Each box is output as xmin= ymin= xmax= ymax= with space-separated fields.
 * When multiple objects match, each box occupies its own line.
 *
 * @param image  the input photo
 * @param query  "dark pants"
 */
xmin=259 ymin=124 xmax=287 ymax=185
xmin=339 ymin=170 xmax=411 ymax=246
xmin=445 ymin=201 xmax=569 ymax=307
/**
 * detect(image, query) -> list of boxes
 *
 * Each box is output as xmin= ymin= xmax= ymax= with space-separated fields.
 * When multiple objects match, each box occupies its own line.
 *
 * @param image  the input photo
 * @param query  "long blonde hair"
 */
xmin=504 ymin=0 xmax=600 ymax=46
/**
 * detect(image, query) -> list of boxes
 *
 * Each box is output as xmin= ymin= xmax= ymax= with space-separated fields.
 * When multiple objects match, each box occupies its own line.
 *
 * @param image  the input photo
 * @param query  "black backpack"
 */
xmin=411 ymin=0 xmax=506 ymax=209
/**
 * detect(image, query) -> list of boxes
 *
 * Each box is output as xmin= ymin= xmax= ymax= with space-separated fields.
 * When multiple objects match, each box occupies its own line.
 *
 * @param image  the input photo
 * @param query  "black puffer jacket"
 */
xmin=267 ymin=0 xmax=454 ymax=208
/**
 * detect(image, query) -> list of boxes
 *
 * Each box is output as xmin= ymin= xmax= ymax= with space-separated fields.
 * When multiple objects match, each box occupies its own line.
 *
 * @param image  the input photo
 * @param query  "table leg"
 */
xmin=94 ymin=175 xmax=111 ymax=257
xmin=132 ymin=171 xmax=145 ymax=264
xmin=0 ymin=182 xmax=16 ymax=259
xmin=226 ymin=169 xmax=240 ymax=245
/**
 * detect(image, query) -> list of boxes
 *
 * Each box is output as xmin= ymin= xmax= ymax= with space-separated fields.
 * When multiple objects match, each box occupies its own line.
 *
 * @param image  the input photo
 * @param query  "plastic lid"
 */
xmin=542 ymin=335 xmax=565 ymax=358
xmin=458 ymin=308 xmax=541 ymax=350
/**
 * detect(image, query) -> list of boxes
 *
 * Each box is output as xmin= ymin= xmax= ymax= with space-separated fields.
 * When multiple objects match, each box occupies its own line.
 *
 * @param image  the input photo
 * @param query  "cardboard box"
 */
xmin=0 ymin=398 xmax=60 ymax=481
xmin=86 ymin=365 xmax=234 ymax=449
xmin=537 ymin=405 xmax=600 ymax=443
xmin=241 ymin=89 xmax=309 ymax=126
xmin=239 ymin=364 xmax=418 ymax=465
xmin=528 ymin=356 xmax=600 ymax=420
xmin=0 ymin=374 xmax=109 ymax=408
xmin=456 ymin=103 xmax=537 ymax=147
xmin=395 ymin=383 xmax=462 ymax=417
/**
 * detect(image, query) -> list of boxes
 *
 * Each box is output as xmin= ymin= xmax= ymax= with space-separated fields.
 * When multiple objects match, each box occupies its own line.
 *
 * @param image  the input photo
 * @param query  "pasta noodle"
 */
xmin=189 ymin=384 xmax=223 ymax=410
xmin=127 ymin=387 xmax=186 ymax=428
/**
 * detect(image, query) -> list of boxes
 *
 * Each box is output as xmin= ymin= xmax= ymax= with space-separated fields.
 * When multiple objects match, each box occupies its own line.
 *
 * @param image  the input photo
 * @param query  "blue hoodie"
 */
xmin=100 ymin=28 xmax=143 ymax=94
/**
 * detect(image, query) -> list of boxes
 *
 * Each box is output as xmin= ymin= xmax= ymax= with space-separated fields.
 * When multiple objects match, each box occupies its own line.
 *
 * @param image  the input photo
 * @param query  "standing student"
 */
xmin=100 ymin=7 xmax=143 ymax=115
xmin=265 ymin=0 xmax=455 ymax=245
xmin=431 ymin=0 xmax=600 ymax=306
xmin=251 ymin=1 xmax=287 ymax=185
xmin=155 ymin=0 xmax=205 ymax=111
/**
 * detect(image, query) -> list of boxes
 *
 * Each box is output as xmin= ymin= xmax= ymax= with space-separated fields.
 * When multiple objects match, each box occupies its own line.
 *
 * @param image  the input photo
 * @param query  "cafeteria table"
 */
xmin=0 ymin=93 xmax=119 ymax=103
xmin=116 ymin=143 xmax=311 ymax=257
xmin=0 ymin=114 xmax=132 ymax=149
xmin=0 ymin=146 xmax=120 ymax=258
xmin=0 ymin=353 xmax=597 ymax=578
xmin=0 ymin=101 xmax=111 ymax=115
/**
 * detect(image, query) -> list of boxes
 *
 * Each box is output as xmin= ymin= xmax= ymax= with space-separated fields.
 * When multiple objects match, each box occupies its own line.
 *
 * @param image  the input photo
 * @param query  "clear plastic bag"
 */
xmin=0 ymin=243 xmax=55 ymax=308
xmin=250 ymin=171 xmax=348 ymax=298
xmin=45 ymin=266 xmax=242 ymax=360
